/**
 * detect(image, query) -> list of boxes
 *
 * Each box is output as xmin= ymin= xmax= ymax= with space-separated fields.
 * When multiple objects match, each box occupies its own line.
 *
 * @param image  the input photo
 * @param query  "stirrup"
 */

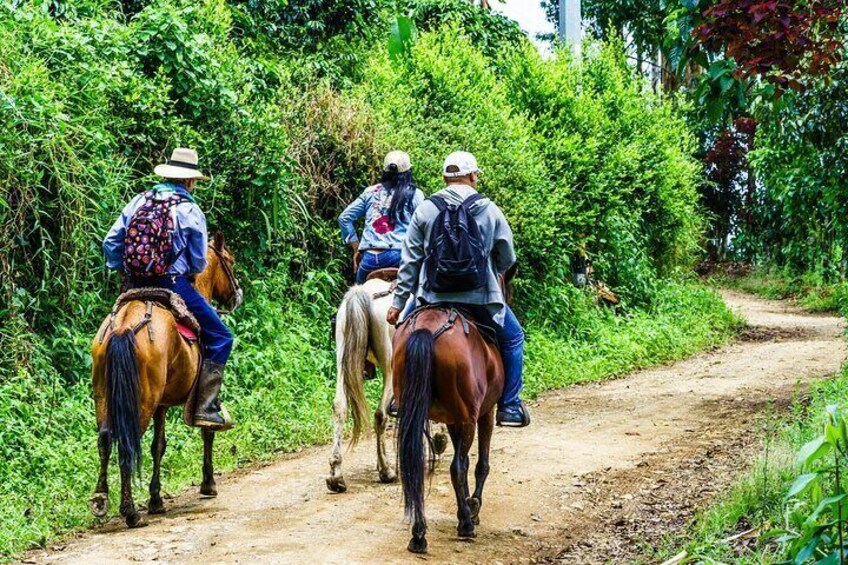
xmin=194 ymin=405 xmax=234 ymax=431
xmin=496 ymin=401 xmax=530 ymax=428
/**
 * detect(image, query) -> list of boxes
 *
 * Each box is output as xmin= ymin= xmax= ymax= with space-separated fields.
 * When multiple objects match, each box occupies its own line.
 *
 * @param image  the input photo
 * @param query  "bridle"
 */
xmin=208 ymin=242 xmax=243 ymax=315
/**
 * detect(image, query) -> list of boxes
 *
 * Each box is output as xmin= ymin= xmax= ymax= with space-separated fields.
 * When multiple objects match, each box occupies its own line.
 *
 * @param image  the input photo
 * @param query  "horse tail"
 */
xmin=340 ymin=288 xmax=371 ymax=446
xmin=105 ymin=331 xmax=142 ymax=477
xmin=398 ymin=329 xmax=435 ymax=529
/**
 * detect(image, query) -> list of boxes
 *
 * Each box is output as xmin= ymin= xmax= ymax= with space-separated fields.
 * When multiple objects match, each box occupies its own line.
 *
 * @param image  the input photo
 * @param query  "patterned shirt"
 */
xmin=103 ymin=183 xmax=208 ymax=276
xmin=338 ymin=184 xmax=425 ymax=251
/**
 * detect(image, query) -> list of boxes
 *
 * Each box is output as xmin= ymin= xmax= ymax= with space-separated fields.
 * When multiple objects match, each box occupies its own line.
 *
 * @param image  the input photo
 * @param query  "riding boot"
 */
xmin=193 ymin=360 xmax=235 ymax=431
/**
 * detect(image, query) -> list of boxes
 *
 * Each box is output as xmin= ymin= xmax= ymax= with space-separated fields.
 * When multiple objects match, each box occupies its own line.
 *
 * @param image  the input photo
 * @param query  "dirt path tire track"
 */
xmin=25 ymin=291 xmax=846 ymax=565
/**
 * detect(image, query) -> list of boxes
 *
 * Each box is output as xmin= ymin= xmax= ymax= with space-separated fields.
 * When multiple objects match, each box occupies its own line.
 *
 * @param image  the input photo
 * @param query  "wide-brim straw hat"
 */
xmin=154 ymin=148 xmax=209 ymax=180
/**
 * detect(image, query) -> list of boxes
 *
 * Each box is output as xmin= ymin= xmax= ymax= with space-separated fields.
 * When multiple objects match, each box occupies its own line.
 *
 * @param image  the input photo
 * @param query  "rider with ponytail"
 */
xmin=338 ymin=151 xmax=424 ymax=283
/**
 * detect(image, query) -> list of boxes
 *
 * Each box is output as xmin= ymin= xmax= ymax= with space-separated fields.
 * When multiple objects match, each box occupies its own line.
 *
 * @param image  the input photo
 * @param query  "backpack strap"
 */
xmin=429 ymin=193 xmax=485 ymax=212
xmin=428 ymin=194 xmax=448 ymax=212
xmin=460 ymin=193 xmax=485 ymax=209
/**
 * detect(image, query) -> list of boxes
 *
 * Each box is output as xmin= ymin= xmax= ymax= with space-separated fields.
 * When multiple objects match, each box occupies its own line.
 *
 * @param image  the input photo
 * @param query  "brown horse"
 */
xmin=393 ymin=306 xmax=504 ymax=553
xmin=89 ymin=232 xmax=241 ymax=528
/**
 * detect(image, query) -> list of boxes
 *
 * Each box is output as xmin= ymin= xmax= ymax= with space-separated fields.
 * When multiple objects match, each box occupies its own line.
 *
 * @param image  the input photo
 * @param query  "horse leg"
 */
xmin=448 ymin=424 xmax=476 ymax=539
xmin=433 ymin=425 xmax=449 ymax=457
xmin=118 ymin=449 xmax=146 ymax=528
xmin=375 ymin=361 xmax=396 ymax=483
xmin=147 ymin=406 xmax=167 ymax=514
xmin=468 ymin=408 xmax=494 ymax=526
xmin=326 ymin=376 xmax=348 ymax=493
xmin=200 ymin=428 xmax=217 ymax=496
xmin=89 ymin=427 xmax=111 ymax=518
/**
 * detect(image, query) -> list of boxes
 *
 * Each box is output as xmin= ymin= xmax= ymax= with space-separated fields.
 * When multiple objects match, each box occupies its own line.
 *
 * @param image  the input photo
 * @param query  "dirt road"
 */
xmin=27 ymin=291 xmax=846 ymax=564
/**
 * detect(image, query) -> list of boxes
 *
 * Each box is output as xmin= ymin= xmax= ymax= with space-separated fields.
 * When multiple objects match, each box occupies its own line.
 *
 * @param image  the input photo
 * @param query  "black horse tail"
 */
xmin=398 ymin=329 xmax=436 ymax=529
xmin=106 ymin=331 xmax=142 ymax=477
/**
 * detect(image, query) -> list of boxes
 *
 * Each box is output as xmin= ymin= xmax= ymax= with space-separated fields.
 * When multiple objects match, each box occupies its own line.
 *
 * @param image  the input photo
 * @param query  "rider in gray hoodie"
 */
xmin=386 ymin=151 xmax=530 ymax=427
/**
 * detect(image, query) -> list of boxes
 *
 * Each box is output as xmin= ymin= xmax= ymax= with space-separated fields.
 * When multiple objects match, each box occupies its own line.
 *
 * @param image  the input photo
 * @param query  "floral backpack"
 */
xmin=123 ymin=187 xmax=192 ymax=278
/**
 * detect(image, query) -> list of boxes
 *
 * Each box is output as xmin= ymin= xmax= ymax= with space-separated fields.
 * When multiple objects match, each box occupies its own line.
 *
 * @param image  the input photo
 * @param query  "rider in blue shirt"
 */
xmin=338 ymin=151 xmax=424 ymax=283
xmin=103 ymin=148 xmax=234 ymax=431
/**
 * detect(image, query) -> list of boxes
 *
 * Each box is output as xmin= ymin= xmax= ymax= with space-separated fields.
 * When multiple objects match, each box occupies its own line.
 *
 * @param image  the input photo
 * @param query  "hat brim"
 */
xmin=384 ymin=165 xmax=412 ymax=173
xmin=154 ymin=164 xmax=209 ymax=180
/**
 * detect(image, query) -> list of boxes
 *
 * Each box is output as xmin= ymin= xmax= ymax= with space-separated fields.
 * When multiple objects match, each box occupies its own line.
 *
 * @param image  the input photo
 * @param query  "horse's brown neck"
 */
xmin=192 ymin=249 xmax=216 ymax=302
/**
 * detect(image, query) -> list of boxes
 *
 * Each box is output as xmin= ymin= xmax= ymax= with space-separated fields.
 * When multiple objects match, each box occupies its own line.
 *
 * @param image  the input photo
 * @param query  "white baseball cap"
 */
xmin=443 ymin=151 xmax=481 ymax=178
xmin=383 ymin=150 xmax=412 ymax=173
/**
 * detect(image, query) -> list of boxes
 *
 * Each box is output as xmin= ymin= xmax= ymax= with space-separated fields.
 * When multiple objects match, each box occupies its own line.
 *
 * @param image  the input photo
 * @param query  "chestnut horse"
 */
xmin=89 ymin=232 xmax=241 ymax=528
xmin=394 ymin=306 xmax=504 ymax=553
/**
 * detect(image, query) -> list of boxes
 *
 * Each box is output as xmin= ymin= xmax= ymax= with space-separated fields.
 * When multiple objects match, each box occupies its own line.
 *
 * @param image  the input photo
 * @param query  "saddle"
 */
xmin=104 ymin=288 xmax=201 ymax=342
xmin=104 ymin=288 xmax=204 ymax=426
xmin=367 ymin=268 xmax=399 ymax=300
xmin=404 ymin=304 xmax=499 ymax=347
xmin=366 ymin=268 xmax=399 ymax=282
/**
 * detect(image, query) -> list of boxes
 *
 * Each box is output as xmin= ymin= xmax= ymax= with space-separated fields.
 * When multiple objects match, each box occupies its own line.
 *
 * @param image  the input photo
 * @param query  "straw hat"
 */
xmin=154 ymin=148 xmax=209 ymax=180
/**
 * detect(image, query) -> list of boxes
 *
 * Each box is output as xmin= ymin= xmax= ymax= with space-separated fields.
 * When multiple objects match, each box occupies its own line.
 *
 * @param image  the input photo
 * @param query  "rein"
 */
xmin=208 ymin=243 xmax=243 ymax=315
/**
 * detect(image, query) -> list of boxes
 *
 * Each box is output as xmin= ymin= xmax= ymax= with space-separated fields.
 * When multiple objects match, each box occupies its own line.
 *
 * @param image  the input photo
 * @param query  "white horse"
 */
xmin=327 ymin=277 xmax=398 ymax=492
xmin=326 ymin=276 xmax=446 ymax=492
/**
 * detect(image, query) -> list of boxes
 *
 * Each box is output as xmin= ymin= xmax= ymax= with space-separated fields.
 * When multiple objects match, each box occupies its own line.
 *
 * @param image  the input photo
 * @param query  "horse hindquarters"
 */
xmin=398 ymin=329 xmax=435 ymax=554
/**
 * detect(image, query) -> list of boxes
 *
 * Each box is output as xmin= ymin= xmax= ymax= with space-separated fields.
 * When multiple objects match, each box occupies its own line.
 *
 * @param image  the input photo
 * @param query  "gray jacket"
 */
xmin=392 ymin=184 xmax=517 ymax=325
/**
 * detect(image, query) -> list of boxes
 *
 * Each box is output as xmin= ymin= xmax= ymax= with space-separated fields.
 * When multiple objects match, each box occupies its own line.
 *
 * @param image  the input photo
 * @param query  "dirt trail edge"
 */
xmin=26 ymin=291 xmax=846 ymax=565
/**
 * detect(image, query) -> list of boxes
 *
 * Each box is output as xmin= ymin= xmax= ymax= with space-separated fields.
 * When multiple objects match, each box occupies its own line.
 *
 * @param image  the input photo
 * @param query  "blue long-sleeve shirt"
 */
xmin=103 ymin=183 xmax=208 ymax=276
xmin=338 ymin=184 xmax=424 ymax=251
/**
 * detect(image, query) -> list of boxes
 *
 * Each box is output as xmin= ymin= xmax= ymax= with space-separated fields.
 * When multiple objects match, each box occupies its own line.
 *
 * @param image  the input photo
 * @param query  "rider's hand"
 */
xmin=386 ymin=307 xmax=402 ymax=326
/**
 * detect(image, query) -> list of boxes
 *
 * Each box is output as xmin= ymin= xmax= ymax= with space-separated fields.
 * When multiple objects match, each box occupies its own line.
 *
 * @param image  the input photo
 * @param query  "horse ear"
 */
xmin=214 ymin=230 xmax=225 ymax=251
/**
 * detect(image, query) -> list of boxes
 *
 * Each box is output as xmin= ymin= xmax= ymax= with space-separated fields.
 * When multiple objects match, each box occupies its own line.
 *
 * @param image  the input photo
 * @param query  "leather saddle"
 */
xmin=366 ymin=268 xmax=399 ymax=282
xmin=404 ymin=304 xmax=499 ymax=347
xmin=367 ymin=268 xmax=399 ymax=300
xmin=110 ymin=288 xmax=201 ymax=342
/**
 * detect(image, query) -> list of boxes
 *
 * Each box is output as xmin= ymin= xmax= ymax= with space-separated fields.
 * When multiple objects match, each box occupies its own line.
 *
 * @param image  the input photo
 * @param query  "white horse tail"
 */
xmin=339 ymin=287 xmax=372 ymax=446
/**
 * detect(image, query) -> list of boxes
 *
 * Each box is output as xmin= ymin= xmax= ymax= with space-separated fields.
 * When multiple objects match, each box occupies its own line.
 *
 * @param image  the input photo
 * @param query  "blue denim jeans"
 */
xmin=132 ymin=276 xmax=234 ymax=364
xmin=356 ymin=249 xmax=402 ymax=284
xmin=401 ymin=301 xmax=525 ymax=408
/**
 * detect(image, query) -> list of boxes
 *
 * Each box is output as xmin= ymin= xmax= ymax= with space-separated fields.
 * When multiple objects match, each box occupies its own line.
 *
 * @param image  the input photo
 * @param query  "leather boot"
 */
xmin=193 ymin=360 xmax=234 ymax=431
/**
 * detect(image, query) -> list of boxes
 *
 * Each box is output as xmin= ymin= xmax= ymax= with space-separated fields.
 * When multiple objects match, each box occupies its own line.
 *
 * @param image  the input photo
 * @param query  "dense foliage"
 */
xmin=0 ymin=0 xmax=734 ymax=558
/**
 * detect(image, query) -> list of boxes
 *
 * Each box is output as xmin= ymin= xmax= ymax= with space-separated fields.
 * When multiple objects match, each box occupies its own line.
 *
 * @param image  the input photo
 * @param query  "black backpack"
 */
xmin=424 ymin=193 xmax=488 ymax=293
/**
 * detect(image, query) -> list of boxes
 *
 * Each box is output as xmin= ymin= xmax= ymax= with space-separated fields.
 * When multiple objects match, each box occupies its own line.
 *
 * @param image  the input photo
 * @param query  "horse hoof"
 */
xmin=326 ymin=476 xmax=347 ymax=493
xmin=433 ymin=433 xmax=448 ymax=456
xmin=148 ymin=499 xmax=166 ymax=515
xmin=379 ymin=470 xmax=397 ymax=484
xmin=126 ymin=512 xmax=148 ymax=529
xmin=407 ymin=536 xmax=428 ymax=554
xmin=457 ymin=522 xmax=476 ymax=539
xmin=89 ymin=492 xmax=109 ymax=518
xmin=466 ymin=497 xmax=481 ymax=524
xmin=200 ymin=484 xmax=218 ymax=498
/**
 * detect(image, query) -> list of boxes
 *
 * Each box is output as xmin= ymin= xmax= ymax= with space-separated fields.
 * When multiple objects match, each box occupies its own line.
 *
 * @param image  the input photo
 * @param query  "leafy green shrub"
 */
xmin=407 ymin=0 xmax=526 ymax=61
